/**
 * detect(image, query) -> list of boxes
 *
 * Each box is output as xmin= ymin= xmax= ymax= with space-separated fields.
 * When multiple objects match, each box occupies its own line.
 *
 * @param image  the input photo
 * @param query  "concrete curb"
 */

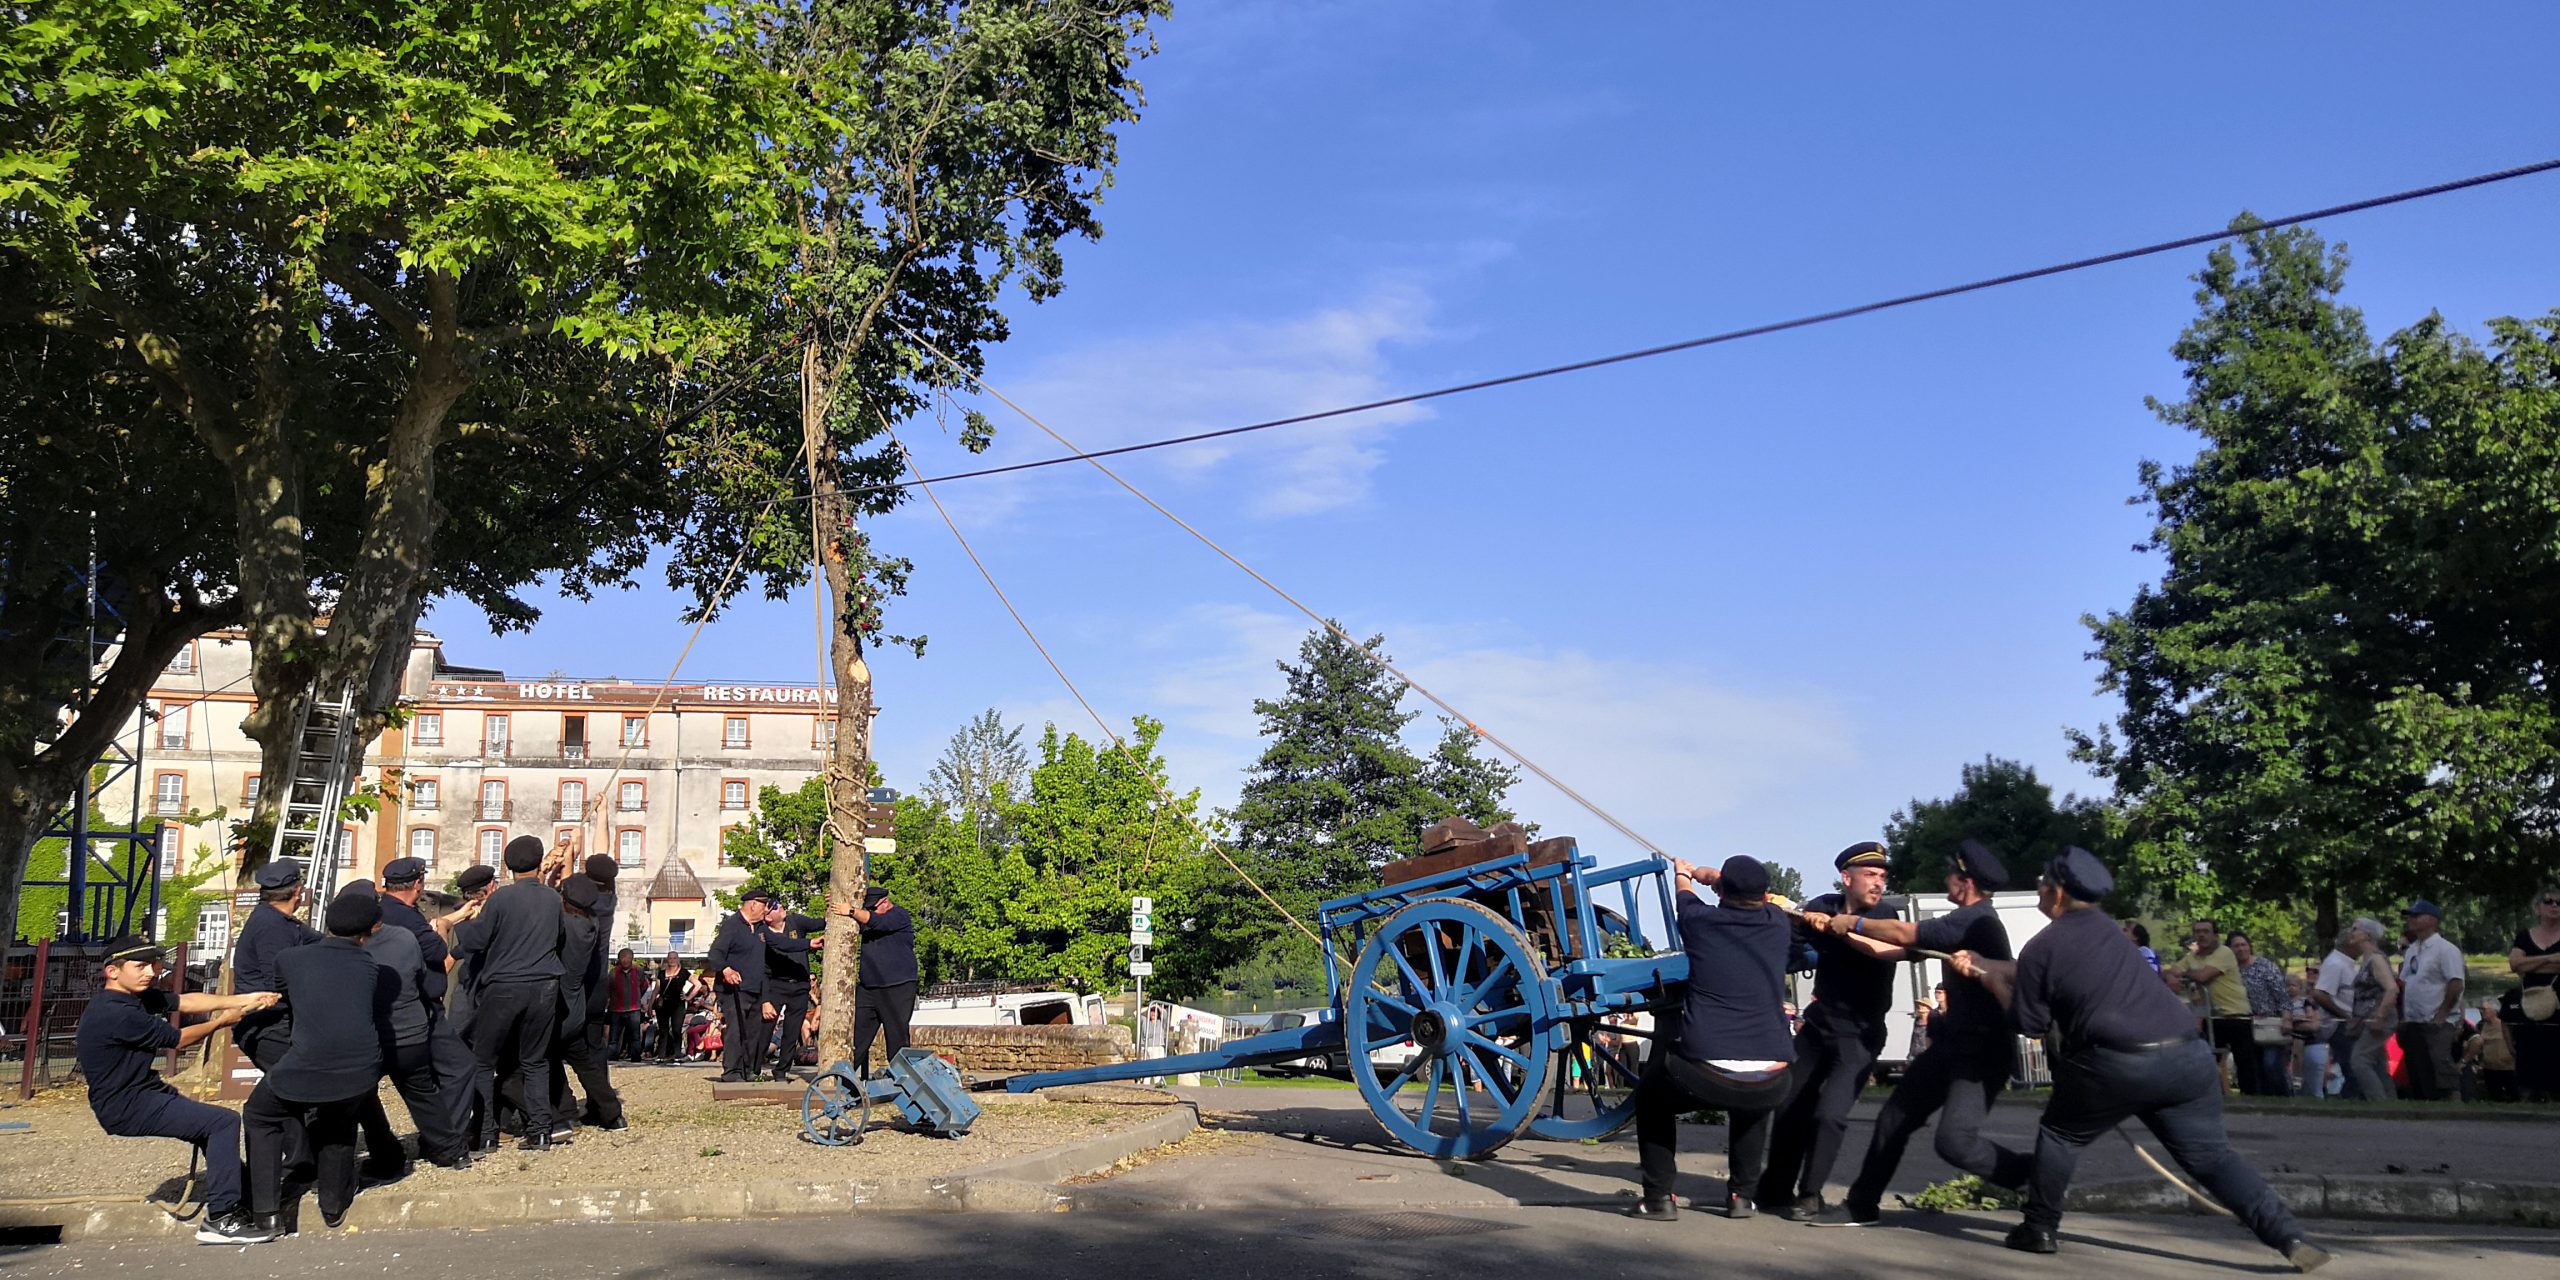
xmin=0 ymin=1104 xmax=1198 ymax=1243
xmin=2067 ymin=1174 xmax=2560 ymax=1228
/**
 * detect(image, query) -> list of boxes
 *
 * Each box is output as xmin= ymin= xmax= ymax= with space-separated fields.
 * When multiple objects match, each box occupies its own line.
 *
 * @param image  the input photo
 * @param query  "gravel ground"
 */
xmin=0 ymin=1064 xmax=1159 ymax=1206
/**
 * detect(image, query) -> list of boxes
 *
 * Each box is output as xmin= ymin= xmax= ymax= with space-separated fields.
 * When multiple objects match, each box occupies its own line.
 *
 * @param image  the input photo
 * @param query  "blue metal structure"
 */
xmin=992 ymin=840 xmax=1691 ymax=1161
xmin=800 ymin=1048 xmax=985 ymax=1145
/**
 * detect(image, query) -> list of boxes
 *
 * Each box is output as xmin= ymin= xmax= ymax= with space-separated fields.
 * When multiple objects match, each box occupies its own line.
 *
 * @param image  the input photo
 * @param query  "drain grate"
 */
xmin=1307 ymin=1211 xmax=1525 ymax=1240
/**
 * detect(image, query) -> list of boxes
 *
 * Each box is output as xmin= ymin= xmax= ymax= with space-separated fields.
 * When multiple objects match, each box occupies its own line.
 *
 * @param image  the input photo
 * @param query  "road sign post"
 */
xmin=1129 ymin=896 xmax=1155 ymax=1017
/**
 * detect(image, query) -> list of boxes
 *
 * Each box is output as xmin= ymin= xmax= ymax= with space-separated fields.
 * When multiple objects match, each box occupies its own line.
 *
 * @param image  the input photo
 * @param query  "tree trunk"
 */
xmin=803 ymin=340 xmax=877 ymax=1072
xmin=2315 ymin=882 xmax=2339 ymax=954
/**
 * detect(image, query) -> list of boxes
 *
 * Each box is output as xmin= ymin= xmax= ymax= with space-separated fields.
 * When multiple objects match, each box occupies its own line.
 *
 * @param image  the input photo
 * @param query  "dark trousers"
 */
xmin=853 ymin=981 xmax=919 ymax=1075
xmin=1756 ymin=1014 xmax=1885 ymax=1206
xmin=2027 ymin=1039 xmax=2303 ymax=1248
xmin=719 ymin=989 xmax=769 ymax=1079
xmin=768 ymin=985 xmax=812 ymax=1077
xmin=428 ymin=1021 xmax=484 ymax=1144
xmin=1634 ymin=1052 xmax=1791 ymax=1202
xmin=1844 ymin=1037 xmax=2028 ymax=1215
xmin=470 ymin=979 xmax=558 ymax=1137
xmin=2209 ymin=1016 xmax=2261 ymax=1094
xmin=384 ymin=1038 xmax=464 ymax=1164
xmin=245 ymin=1025 xmax=401 ymax=1170
xmin=2396 ymin=1021 xmax=2457 ymax=1101
xmin=102 ymin=1093 xmax=244 ymax=1214
xmin=243 ymin=1083 xmax=366 ymax=1220
xmin=653 ymin=1007 xmax=688 ymax=1061
xmin=551 ymin=1020 xmax=622 ymax=1126
xmin=609 ymin=1009 xmax=646 ymax=1061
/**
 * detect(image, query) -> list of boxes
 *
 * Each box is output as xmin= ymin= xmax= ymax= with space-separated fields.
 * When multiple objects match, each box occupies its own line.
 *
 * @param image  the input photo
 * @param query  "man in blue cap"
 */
xmin=1757 ymin=841 xmax=1907 ymax=1220
xmin=230 ymin=860 xmax=319 ymax=1074
xmin=2394 ymin=898 xmax=2466 ymax=1102
xmin=75 ymin=937 xmax=279 ymax=1245
xmin=1951 ymin=848 xmax=2329 ymax=1271
xmin=1802 ymin=838 xmax=2028 ymax=1227
xmin=244 ymin=889 xmax=394 ymax=1232
xmin=450 ymin=836 xmax=567 ymax=1150
xmin=378 ymin=856 xmax=481 ymax=1159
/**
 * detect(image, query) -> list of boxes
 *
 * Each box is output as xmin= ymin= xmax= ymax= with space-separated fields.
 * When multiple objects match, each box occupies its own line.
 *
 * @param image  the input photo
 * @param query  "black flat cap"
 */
xmin=584 ymin=854 xmax=618 ymax=886
xmin=1834 ymin=841 xmax=1890 ymax=872
xmin=2044 ymin=846 xmax=2114 ymax=902
xmin=454 ymin=864 xmax=497 ymax=893
xmin=325 ymin=891 xmax=381 ymax=937
xmin=502 ymin=835 xmax=545 ymax=873
xmin=339 ymin=879 xmax=378 ymax=898
xmin=382 ymin=857 xmax=428 ymax=885
xmin=1717 ymin=855 xmax=1771 ymax=898
xmin=561 ymin=875 xmax=600 ymax=911
xmin=743 ymin=888 xmax=779 ymax=905
xmin=102 ymin=935 xmax=168 ymax=966
xmin=862 ymin=884 xmax=890 ymax=905
xmin=1952 ymin=839 xmax=2009 ymax=891
xmin=253 ymin=860 xmax=304 ymax=890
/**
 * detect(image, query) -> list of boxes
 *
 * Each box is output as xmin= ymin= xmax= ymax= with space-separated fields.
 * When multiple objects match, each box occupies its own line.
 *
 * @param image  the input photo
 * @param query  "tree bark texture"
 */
xmin=803 ymin=338 xmax=878 ymax=1072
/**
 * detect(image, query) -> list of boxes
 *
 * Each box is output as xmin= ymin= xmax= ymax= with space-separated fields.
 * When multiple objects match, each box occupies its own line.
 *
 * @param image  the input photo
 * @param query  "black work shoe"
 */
xmin=320 ymin=1208 xmax=348 ymax=1230
xmin=1623 ymin=1196 xmax=1680 ymax=1221
xmin=2005 ymin=1222 xmax=2060 ymax=1255
xmin=194 ymin=1209 xmax=277 ymax=1246
xmin=519 ymin=1134 xmax=557 ymax=1152
xmin=1808 ymin=1205 xmax=1880 ymax=1228
xmin=2283 ymin=1238 xmax=2332 ymax=1273
xmin=1720 ymin=1193 xmax=1756 ymax=1219
xmin=716 ymin=1072 xmax=746 ymax=1083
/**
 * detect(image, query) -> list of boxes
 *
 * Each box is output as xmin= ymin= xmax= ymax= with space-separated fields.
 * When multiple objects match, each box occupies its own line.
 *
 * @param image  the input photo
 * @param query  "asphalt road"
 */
xmin=6 ymin=1206 xmax=2554 ymax=1279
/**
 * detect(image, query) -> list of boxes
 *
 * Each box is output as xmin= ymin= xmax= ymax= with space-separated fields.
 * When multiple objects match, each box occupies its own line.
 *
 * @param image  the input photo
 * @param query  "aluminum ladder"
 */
xmin=265 ymin=681 xmax=363 ymax=908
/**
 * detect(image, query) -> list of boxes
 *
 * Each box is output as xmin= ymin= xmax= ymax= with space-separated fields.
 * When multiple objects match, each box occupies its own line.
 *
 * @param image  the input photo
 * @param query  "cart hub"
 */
xmin=1410 ymin=1003 xmax=1461 ymax=1056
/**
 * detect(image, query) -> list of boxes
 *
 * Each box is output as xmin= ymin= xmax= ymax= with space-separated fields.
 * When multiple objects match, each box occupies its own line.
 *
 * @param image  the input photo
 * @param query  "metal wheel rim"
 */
xmin=801 ymin=1071 xmax=868 ymax=1146
xmin=1345 ymin=897 xmax=1550 ymax=1160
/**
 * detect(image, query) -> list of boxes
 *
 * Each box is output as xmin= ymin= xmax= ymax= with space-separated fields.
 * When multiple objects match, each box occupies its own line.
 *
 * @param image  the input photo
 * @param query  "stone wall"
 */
xmin=913 ymin=1023 xmax=1135 ymax=1075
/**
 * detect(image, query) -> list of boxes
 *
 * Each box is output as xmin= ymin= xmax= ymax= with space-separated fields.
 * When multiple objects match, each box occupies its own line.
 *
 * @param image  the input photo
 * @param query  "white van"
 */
xmin=910 ymin=988 xmax=1107 ymax=1028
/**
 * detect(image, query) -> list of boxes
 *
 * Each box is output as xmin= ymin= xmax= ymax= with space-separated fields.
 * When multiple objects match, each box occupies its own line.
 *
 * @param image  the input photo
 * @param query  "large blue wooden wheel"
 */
xmin=1346 ymin=898 xmax=1551 ymax=1160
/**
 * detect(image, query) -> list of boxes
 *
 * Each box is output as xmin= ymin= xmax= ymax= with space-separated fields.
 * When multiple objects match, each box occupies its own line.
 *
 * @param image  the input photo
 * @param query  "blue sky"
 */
xmin=426 ymin=2 xmax=2560 ymax=890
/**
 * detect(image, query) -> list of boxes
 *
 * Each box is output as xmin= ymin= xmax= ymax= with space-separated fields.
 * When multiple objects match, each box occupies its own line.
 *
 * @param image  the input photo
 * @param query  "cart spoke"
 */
xmin=1466 ymin=1003 xmax=1531 ymax=1030
xmin=1425 ymin=926 xmax=1451 ymax=991
xmin=1462 ymin=1032 xmax=1529 ymax=1071
xmin=1391 ymin=948 xmax=1431 ymax=1000
xmin=1458 ymin=957 xmax=1518 ymax=1009
xmin=1378 ymin=1057 xmax=1425 ymax=1098
xmin=1465 ymin=1045 xmax=1516 ymax=1105
xmin=1453 ymin=1053 xmax=1473 ymax=1126
xmin=1420 ymin=1056 xmax=1445 ymax=1122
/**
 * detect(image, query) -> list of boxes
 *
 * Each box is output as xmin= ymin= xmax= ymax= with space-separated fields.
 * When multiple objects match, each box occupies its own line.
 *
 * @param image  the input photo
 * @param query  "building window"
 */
xmin=562 ymin=714 xmax=587 ymax=761
xmin=620 ymin=715 xmax=647 ymax=748
xmin=157 ymin=702 xmax=188 ymax=750
xmin=168 ymin=642 xmax=196 ymax=674
xmin=409 ymin=827 xmax=436 ymax=862
xmin=615 ymin=828 xmax=643 ymax=868
xmin=723 ymin=716 xmax=749 ymax=749
xmin=477 ymin=827 xmax=505 ymax=867
xmin=555 ymin=827 xmax=578 ymax=856
xmin=479 ymin=779 xmax=507 ymax=821
xmin=411 ymin=777 xmax=438 ymax=810
xmin=668 ymin=918 xmax=694 ymax=950
xmin=196 ymin=904 xmax=231 ymax=953
xmin=414 ymin=712 xmax=443 ymax=745
xmin=558 ymin=780 xmax=586 ymax=821
xmin=154 ymin=772 xmax=186 ymax=816
xmin=720 ymin=779 xmax=748 ymax=810
xmin=338 ymin=826 xmax=358 ymax=871
xmin=717 ymin=825 xmax=738 ymax=866
xmin=814 ymin=718 xmax=837 ymax=748
xmin=618 ymin=780 xmax=644 ymax=812
xmin=243 ymin=773 xmax=263 ymax=807
xmin=158 ymin=825 xmax=182 ymax=877
xmin=484 ymin=714 xmax=509 ymax=757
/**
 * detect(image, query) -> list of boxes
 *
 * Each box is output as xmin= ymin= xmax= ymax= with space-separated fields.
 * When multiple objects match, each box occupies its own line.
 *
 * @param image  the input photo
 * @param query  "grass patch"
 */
xmin=1906 ymin=1175 xmax=2022 ymax=1212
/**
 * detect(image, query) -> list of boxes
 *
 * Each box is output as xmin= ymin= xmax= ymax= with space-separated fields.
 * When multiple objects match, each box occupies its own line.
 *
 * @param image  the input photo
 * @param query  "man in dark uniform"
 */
xmin=338 ymin=879 xmax=468 ymax=1168
xmin=75 ymin=937 xmax=278 ymax=1245
xmin=1804 ymin=838 xmax=2029 ymax=1227
xmin=1756 ymin=841 xmax=1906 ymax=1219
xmin=705 ymin=889 xmax=775 ymax=1083
xmin=838 ymin=885 xmax=918 ymax=1078
xmin=432 ymin=863 xmax=499 ymax=1149
xmin=378 ymin=857 xmax=480 ymax=1163
xmin=578 ymin=855 xmax=622 ymax=1105
xmin=230 ymin=860 xmax=318 ymax=1074
xmin=550 ymin=874 xmax=624 ymax=1129
xmin=761 ymin=904 xmax=826 ymax=1082
xmin=244 ymin=892 xmax=392 ymax=1232
xmin=1952 ymin=848 xmax=2330 ymax=1271
xmin=230 ymin=859 xmax=405 ymax=1180
xmin=450 ymin=836 xmax=567 ymax=1150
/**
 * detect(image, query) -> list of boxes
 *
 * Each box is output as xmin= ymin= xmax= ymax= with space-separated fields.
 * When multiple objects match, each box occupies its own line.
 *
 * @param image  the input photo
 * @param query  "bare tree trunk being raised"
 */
xmin=802 ymin=339 xmax=876 ymax=1072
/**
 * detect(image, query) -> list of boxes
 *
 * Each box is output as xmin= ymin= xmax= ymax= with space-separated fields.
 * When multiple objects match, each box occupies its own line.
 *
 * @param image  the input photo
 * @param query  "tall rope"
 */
xmin=874 ymin=412 xmax=1328 ymax=951
xmin=893 ymin=322 xmax=1672 ymax=858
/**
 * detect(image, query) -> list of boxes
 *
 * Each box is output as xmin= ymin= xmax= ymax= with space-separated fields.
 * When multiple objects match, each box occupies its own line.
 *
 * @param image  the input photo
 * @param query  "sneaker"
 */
xmin=595 ymin=1116 xmax=630 ymax=1132
xmin=1776 ymin=1194 xmax=1824 ymax=1222
xmin=549 ymin=1123 xmax=577 ymax=1141
xmin=1720 ymin=1193 xmax=1756 ymax=1220
xmin=1623 ymin=1196 xmax=1680 ymax=1221
xmin=320 ymin=1208 xmax=348 ymax=1230
xmin=1807 ymin=1205 xmax=1881 ymax=1228
xmin=2283 ymin=1238 xmax=2332 ymax=1273
xmin=194 ymin=1209 xmax=277 ymax=1246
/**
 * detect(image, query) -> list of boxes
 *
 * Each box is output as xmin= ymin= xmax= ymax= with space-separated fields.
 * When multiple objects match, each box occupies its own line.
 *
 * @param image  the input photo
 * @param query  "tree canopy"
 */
xmin=2071 ymin=223 xmax=2560 ymax=939
xmin=1881 ymin=756 xmax=2120 ymax=897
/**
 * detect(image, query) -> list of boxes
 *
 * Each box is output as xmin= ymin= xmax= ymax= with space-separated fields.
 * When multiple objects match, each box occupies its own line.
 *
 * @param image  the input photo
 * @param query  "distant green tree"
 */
xmin=1882 ymin=756 xmax=2123 ymax=898
xmin=925 ymin=709 xmax=1032 ymax=851
xmin=2070 ymin=223 xmax=2560 ymax=944
xmin=1765 ymin=863 xmax=1807 ymax=906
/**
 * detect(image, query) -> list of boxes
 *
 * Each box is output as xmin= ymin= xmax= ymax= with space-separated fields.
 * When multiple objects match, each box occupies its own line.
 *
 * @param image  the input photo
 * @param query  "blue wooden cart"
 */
xmin=987 ymin=832 xmax=1691 ymax=1160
